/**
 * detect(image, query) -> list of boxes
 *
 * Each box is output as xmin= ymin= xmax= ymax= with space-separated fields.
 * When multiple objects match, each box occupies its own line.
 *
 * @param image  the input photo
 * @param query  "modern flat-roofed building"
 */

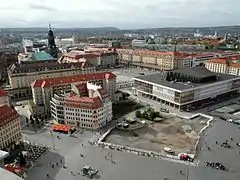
xmin=0 ymin=89 xmax=10 ymax=106
xmin=133 ymin=66 xmax=240 ymax=111
xmin=0 ymin=105 xmax=22 ymax=150
xmin=31 ymin=72 xmax=116 ymax=115
xmin=50 ymin=83 xmax=112 ymax=129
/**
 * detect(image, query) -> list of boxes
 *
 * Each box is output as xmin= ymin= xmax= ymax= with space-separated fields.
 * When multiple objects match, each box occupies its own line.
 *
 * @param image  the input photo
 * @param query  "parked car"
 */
xmin=163 ymin=147 xmax=174 ymax=154
xmin=179 ymin=153 xmax=194 ymax=162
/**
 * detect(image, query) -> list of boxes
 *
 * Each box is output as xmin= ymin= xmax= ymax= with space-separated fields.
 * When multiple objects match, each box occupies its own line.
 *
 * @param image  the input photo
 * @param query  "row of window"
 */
xmin=66 ymin=121 xmax=94 ymax=128
xmin=65 ymin=108 xmax=97 ymax=113
xmin=0 ymin=132 xmax=21 ymax=149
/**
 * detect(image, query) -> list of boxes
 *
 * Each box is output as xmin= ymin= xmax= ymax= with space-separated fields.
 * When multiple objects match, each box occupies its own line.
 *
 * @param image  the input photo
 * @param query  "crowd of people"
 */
xmin=24 ymin=143 xmax=48 ymax=168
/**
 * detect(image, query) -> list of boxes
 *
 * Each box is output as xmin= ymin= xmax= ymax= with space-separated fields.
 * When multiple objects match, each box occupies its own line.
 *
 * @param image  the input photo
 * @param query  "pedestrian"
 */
xmin=47 ymin=174 xmax=49 ymax=178
xmin=216 ymin=141 xmax=218 ymax=144
xmin=60 ymin=159 xmax=63 ymax=163
xmin=56 ymin=162 xmax=58 ymax=167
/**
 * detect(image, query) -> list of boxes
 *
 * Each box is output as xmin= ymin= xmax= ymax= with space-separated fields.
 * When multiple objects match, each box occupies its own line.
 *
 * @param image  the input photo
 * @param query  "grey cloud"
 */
xmin=28 ymin=3 xmax=57 ymax=11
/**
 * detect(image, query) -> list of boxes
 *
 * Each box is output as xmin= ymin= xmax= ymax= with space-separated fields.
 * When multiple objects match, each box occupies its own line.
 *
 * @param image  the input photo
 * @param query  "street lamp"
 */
xmin=186 ymin=165 xmax=189 ymax=180
xmin=50 ymin=130 xmax=55 ymax=150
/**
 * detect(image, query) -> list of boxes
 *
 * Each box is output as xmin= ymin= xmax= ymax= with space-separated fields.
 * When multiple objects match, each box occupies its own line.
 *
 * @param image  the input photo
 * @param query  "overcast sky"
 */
xmin=1 ymin=0 xmax=239 ymax=29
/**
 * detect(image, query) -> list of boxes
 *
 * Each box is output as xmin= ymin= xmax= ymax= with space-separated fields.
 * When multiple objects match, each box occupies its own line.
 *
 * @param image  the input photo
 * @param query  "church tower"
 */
xmin=47 ymin=23 xmax=58 ymax=58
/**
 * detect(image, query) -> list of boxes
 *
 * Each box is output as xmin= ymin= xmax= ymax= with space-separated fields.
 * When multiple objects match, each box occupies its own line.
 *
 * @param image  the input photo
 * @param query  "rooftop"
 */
xmin=207 ymin=58 xmax=228 ymax=64
xmin=33 ymin=52 xmax=56 ymax=61
xmin=207 ymin=58 xmax=240 ymax=68
xmin=173 ymin=66 xmax=216 ymax=79
xmin=65 ymin=96 xmax=103 ymax=109
xmin=117 ymin=49 xmax=190 ymax=57
xmin=9 ymin=61 xmax=91 ymax=74
xmin=134 ymin=67 xmax=240 ymax=91
xmin=32 ymin=72 xmax=116 ymax=88
xmin=61 ymin=49 xmax=117 ymax=60
xmin=0 ymin=105 xmax=19 ymax=128
xmin=57 ymin=83 xmax=110 ymax=110
xmin=0 ymin=89 xmax=8 ymax=97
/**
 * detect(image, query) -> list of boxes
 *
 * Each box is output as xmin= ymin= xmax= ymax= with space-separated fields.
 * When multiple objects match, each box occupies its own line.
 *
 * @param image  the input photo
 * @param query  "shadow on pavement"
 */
xmin=27 ymin=150 xmax=65 ymax=180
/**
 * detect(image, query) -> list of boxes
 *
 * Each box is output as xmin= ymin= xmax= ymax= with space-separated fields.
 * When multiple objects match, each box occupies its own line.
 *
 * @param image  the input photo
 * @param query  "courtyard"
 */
xmin=104 ymin=114 xmax=210 ymax=156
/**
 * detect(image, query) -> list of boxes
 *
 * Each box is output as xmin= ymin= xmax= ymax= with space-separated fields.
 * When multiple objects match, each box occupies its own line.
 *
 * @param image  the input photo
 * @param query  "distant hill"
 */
xmin=0 ymin=25 xmax=239 ymax=36
xmin=0 ymin=27 xmax=119 ymax=32
xmin=122 ymin=25 xmax=240 ymax=34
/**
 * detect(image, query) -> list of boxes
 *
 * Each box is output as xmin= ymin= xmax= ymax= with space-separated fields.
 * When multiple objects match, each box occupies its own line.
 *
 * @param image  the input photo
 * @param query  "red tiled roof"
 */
xmin=97 ymin=88 xmax=109 ymax=99
xmin=65 ymin=96 xmax=102 ymax=109
xmin=229 ymin=63 xmax=240 ymax=68
xmin=75 ymin=83 xmax=88 ymax=93
xmin=32 ymin=72 xmax=116 ymax=88
xmin=0 ymin=89 xmax=8 ymax=97
xmin=0 ymin=105 xmax=19 ymax=128
xmin=191 ymin=53 xmax=215 ymax=58
xmin=207 ymin=58 xmax=228 ymax=64
xmin=227 ymin=55 xmax=240 ymax=60
xmin=63 ymin=52 xmax=98 ymax=59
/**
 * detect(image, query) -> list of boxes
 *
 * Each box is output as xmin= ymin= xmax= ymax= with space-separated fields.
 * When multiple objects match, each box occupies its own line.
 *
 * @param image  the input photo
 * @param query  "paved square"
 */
xmin=22 ymin=117 xmax=240 ymax=180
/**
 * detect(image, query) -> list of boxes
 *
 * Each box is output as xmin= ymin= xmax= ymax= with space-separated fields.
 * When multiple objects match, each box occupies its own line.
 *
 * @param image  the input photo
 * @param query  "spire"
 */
xmin=49 ymin=22 xmax=52 ymax=30
xmin=47 ymin=23 xmax=57 ymax=58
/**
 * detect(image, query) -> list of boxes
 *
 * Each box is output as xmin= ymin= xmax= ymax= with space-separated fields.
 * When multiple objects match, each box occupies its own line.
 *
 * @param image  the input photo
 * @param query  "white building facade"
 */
xmin=31 ymin=72 xmax=116 ymax=115
xmin=50 ymin=83 xmax=112 ymax=129
xmin=134 ymin=74 xmax=240 ymax=110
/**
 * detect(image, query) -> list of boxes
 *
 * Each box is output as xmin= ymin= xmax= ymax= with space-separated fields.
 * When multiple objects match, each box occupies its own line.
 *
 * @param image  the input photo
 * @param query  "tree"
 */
xmin=155 ymin=111 xmax=160 ymax=118
xmin=149 ymin=112 xmax=156 ymax=121
xmin=135 ymin=110 xmax=142 ymax=118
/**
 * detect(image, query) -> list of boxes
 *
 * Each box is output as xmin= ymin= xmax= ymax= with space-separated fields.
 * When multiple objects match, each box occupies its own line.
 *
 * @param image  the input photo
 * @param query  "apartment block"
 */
xmin=50 ymin=83 xmax=112 ymax=129
xmin=117 ymin=49 xmax=190 ymax=70
xmin=31 ymin=72 xmax=116 ymax=115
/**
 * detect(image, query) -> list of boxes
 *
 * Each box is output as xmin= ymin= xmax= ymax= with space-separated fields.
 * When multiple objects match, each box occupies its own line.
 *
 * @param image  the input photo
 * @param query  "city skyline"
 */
xmin=1 ymin=0 xmax=240 ymax=29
